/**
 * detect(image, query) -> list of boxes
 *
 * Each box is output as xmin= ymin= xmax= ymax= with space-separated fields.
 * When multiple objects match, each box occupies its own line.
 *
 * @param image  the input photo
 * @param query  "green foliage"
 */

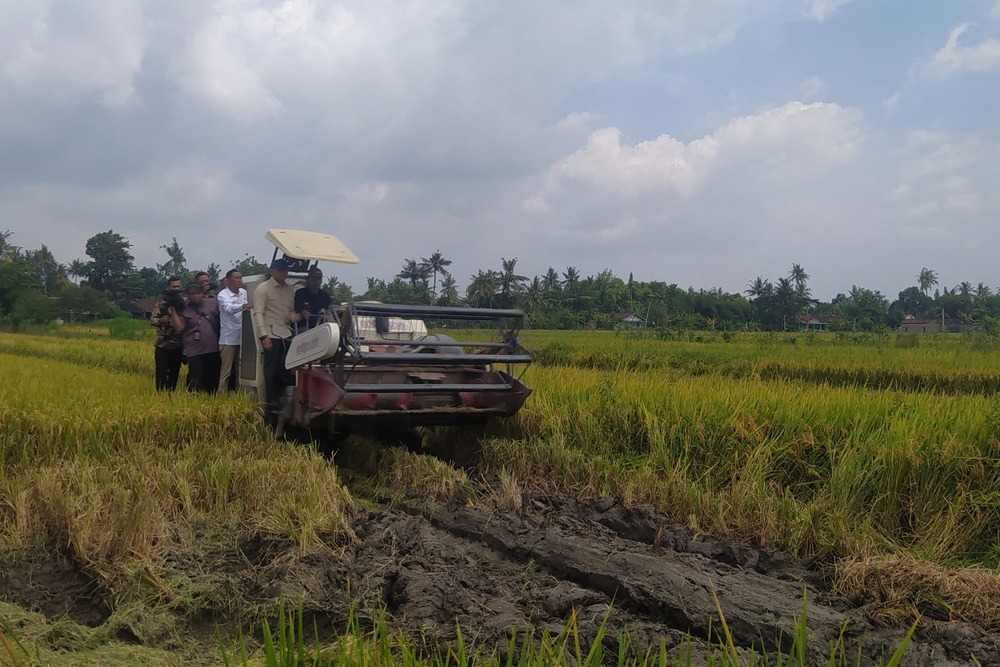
xmin=11 ymin=290 xmax=58 ymax=324
xmin=82 ymin=230 xmax=136 ymax=296
xmin=0 ymin=253 xmax=37 ymax=315
xmin=230 ymin=253 xmax=269 ymax=277
xmin=57 ymin=284 xmax=120 ymax=321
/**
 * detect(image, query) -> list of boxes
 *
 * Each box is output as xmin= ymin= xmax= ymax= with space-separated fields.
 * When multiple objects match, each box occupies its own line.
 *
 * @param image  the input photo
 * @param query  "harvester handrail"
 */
xmin=349 ymin=302 xmax=526 ymax=321
xmin=346 ymin=339 xmax=514 ymax=350
xmin=350 ymin=352 xmax=532 ymax=365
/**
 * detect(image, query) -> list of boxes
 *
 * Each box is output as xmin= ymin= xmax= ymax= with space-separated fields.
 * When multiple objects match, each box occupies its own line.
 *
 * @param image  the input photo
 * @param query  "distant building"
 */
xmin=114 ymin=299 xmax=156 ymax=320
xmin=897 ymin=315 xmax=972 ymax=333
xmin=613 ymin=312 xmax=646 ymax=329
xmin=796 ymin=315 xmax=834 ymax=331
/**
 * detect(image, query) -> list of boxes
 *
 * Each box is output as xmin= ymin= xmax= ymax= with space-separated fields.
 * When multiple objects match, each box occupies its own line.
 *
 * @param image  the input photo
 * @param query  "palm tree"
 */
xmin=498 ymin=257 xmax=527 ymax=308
xmin=419 ymin=250 xmax=452 ymax=300
xmin=744 ymin=276 xmax=771 ymax=300
xmin=561 ymin=266 xmax=580 ymax=291
xmin=437 ymin=275 xmax=460 ymax=305
xmin=788 ymin=263 xmax=810 ymax=296
xmin=917 ymin=267 xmax=938 ymax=295
xmin=396 ymin=258 xmax=429 ymax=291
xmin=68 ymin=259 xmax=89 ymax=285
xmin=0 ymin=230 xmax=21 ymax=260
xmin=466 ymin=270 xmax=500 ymax=308
xmin=520 ymin=276 xmax=548 ymax=316
xmin=542 ymin=267 xmax=561 ymax=292
xmin=774 ymin=277 xmax=799 ymax=330
xmin=158 ymin=238 xmax=188 ymax=279
xmin=364 ymin=276 xmax=387 ymax=301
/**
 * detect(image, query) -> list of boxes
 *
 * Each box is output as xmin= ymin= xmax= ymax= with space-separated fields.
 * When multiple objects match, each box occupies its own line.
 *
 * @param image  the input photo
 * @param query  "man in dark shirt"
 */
xmin=294 ymin=267 xmax=340 ymax=331
xmin=169 ymin=282 xmax=221 ymax=393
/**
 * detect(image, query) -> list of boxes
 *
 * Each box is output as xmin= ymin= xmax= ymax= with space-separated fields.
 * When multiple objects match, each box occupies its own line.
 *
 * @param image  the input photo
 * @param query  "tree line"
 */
xmin=2 ymin=229 xmax=998 ymax=332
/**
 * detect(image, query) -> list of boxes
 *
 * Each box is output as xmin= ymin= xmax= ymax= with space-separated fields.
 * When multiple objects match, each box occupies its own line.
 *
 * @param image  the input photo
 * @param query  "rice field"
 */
xmin=1 ymin=323 xmax=998 ymax=663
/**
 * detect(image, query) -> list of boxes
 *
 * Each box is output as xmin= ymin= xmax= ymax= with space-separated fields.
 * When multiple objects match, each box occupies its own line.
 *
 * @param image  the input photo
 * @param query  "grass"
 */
xmin=213 ymin=596 xmax=918 ymax=667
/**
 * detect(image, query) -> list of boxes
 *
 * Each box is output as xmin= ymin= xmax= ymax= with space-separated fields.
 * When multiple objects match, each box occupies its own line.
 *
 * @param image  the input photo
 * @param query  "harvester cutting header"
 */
xmin=238 ymin=229 xmax=532 ymax=439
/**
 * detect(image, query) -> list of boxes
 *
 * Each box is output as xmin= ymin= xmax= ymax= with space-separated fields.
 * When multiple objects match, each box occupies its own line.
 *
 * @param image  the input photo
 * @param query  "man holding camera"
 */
xmin=169 ymin=282 xmax=221 ymax=393
xmin=151 ymin=276 xmax=185 ymax=391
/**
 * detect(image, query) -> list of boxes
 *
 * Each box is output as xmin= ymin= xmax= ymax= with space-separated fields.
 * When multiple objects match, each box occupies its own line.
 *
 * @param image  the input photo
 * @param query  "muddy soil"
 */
xmin=2 ymin=494 xmax=999 ymax=665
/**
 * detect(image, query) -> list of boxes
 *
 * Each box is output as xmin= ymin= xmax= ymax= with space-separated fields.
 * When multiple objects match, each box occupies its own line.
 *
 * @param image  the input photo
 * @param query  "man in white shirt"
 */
xmin=218 ymin=268 xmax=251 ymax=392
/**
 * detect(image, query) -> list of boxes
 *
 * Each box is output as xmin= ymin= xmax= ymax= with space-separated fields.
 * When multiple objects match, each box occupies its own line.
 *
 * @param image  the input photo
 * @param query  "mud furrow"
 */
xmin=413 ymin=500 xmax=843 ymax=655
xmin=384 ymin=496 xmax=996 ymax=666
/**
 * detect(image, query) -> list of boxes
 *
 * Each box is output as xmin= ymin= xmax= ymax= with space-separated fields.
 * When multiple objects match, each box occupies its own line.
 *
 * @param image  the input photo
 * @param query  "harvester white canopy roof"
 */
xmin=265 ymin=229 xmax=360 ymax=265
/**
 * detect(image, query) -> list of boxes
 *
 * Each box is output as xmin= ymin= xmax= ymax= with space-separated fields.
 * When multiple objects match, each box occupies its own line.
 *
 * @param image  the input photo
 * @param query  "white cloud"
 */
xmin=804 ymin=0 xmax=855 ymax=21
xmin=920 ymin=23 xmax=1000 ymax=78
xmin=531 ymin=101 xmax=862 ymax=207
xmin=520 ymin=101 xmax=867 ymax=260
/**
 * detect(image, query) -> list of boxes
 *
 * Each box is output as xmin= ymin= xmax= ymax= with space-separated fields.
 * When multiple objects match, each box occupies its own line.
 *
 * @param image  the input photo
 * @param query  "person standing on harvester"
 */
xmin=252 ymin=258 xmax=304 ymax=422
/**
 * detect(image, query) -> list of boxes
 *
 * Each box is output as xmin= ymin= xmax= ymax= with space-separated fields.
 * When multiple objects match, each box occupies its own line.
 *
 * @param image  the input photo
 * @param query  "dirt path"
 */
xmin=243 ymin=494 xmax=999 ymax=665
xmin=2 ymin=494 xmax=999 ymax=665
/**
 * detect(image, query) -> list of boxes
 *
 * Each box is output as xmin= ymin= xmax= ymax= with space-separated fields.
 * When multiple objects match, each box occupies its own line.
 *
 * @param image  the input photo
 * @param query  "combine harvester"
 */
xmin=239 ymin=229 xmax=532 ymax=441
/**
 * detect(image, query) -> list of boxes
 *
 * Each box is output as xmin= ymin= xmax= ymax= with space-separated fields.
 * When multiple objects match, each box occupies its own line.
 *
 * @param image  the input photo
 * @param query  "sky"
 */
xmin=2 ymin=0 xmax=999 ymax=302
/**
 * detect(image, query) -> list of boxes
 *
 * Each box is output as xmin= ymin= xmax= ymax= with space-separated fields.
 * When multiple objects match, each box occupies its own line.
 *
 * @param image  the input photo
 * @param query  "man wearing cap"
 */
xmin=252 ymin=258 xmax=305 ymax=422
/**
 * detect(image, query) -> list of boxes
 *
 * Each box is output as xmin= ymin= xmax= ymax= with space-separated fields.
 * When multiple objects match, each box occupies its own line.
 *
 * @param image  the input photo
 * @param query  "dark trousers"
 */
xmin=154 ymin=346 xmax=184 ymax=391
xmin=186 ymin=352 xmax=221 ymax=393
xmin=263 ymin=338 xmax=291 ymax=414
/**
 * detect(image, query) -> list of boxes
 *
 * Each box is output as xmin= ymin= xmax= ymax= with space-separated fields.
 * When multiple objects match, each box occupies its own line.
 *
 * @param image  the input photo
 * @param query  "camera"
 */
xmin=161 ymin=288 xmax=185 ymax=312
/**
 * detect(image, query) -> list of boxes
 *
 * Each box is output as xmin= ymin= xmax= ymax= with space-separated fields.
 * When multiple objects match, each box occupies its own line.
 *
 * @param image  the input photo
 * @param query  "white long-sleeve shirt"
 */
xmin=218 ymin=287 xmax=248 ymax=346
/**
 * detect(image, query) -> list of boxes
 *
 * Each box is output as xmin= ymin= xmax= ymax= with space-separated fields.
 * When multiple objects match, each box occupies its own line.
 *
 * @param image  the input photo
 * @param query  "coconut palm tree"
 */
xmin=520 ymin=276 xmax=548 ymax=316
xmin=917 ymin=267 xmax=938 ymax=295
xmin=542 ymin=267 xmax=561 ymax=292
xmin=498 ymin=257 xmax=527 ymax=308
xmin=68 ymin=259 xmax=89 ymax=285
xmin=466 ymin=269 xmax=500 ymax=308
xmin=157 ymin=238 xmax=188 ymax=279
xmin=788 ymin=263 xmax=810 ymax=296
xmin=744 ymin=276 xmax=771 ymax=300
xmin=561 ymin=266 xmax=580 ymax=291
xmin=419 ymin=250 xmax=452 ymax=300
xmin=437 ymin=275 xmax=460 ymax=305
xmin=0 ymin=230 xmax=21 ymax=260
xmin=396 ymin=258 xmax=429 ymax=291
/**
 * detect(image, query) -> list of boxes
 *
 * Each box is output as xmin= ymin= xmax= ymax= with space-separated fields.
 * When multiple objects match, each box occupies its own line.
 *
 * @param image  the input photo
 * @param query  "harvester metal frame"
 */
xmin=237 ymin=230 xmax=532 ymax=438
